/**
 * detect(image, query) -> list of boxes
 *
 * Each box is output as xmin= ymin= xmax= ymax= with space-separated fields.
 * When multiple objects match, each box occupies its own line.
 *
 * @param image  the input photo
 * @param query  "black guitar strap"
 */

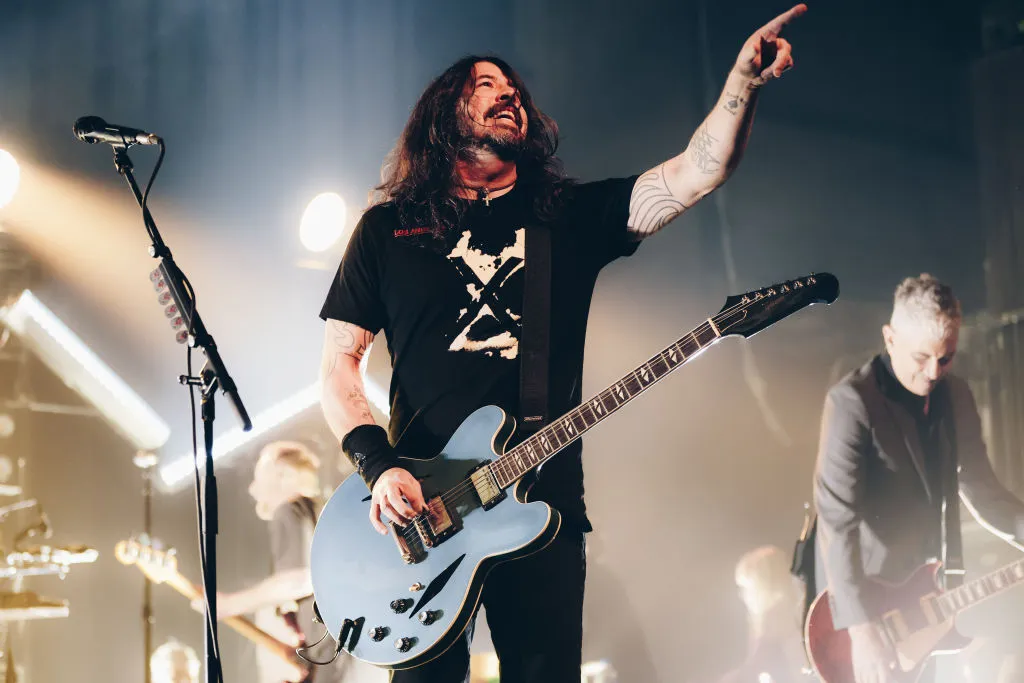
xmin=519 ymin=224 xmax=552 ymax=436
xmin=939 ymin=384 xmax=965 ymax=589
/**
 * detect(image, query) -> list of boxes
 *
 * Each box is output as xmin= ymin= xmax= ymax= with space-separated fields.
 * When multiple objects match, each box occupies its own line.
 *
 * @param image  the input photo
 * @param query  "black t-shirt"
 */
xmin=320 ymin=177 xmax=640 ymax=529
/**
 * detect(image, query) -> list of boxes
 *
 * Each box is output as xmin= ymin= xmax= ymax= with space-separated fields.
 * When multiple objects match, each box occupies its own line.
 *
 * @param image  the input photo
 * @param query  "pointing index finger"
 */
xmin=761 ymin=4 xmax=807 ymax=38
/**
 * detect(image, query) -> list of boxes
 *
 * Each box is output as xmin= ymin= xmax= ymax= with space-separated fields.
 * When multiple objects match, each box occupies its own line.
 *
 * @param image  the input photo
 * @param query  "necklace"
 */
xmin=473 ymin=180 xmax=516 ymax=207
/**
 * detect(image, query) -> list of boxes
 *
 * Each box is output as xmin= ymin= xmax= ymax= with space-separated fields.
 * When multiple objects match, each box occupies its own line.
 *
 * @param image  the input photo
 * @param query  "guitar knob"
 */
xmin=394 ymin=637 xmax=414 ymax=653
xmin=418 ymin=610 xmax=439 ymax=625
xmin=390 ymin=599 xmax=413 ymax=614
xmin=368 ymin=626 xmax=389 ymax=642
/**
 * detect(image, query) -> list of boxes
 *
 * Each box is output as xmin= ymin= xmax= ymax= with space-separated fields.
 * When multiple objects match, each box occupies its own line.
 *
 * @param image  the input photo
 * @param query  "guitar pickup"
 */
xmin=414 ymin=497 xmax=460 ymax=548
xmin=469 ymin=464 xmax=506 ymax=510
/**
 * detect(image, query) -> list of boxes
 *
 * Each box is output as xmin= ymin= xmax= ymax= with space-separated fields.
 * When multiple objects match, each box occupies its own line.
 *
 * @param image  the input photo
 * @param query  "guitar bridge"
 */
xmin=391 ymin=522 xmax=425 ymax=564
xmin=414 ymin=497 xmax=460 ymax=548
xmin=469 ymin=464 xmax=506 ymax=510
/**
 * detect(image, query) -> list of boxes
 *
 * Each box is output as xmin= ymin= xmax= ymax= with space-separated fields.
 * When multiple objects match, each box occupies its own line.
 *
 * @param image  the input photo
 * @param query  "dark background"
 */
xmin=0 ymin=1 xmax=1022 ymax=681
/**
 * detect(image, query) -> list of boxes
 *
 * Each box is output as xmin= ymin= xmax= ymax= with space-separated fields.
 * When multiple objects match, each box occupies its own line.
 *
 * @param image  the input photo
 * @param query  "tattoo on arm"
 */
xmin=347 ymin=386 xmax=374 ymax=421
xmin=324 ymin=321 xmax=374 ymax=377
xmin=689 ymin=125 xmax=722 ymax=175
xmin=627 ymin=164 xmax=691 ymax=238
xmin=721 ymin=91 xmax=747 ymax=116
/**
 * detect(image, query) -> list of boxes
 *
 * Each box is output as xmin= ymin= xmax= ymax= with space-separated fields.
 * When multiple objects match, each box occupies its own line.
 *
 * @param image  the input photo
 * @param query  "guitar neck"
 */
xmin=491 ymin=318 xmax=723 ymax=488
xmin=935 ymin=556 xmax=1024 ymax=619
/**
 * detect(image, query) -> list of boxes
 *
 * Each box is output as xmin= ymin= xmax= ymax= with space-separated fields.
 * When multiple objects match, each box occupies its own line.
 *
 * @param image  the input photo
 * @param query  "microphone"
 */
xmin=73 ymin=116 xmax=160 ymax=146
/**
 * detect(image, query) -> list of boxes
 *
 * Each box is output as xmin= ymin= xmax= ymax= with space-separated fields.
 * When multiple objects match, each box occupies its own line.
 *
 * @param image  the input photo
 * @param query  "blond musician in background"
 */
xmin=194 ymin=441 xmax=383 ymax=683
xmin=150 ymin=640 xmax=200 ymax=683
xmin=717 ymin=545 xmax=807 ymax=683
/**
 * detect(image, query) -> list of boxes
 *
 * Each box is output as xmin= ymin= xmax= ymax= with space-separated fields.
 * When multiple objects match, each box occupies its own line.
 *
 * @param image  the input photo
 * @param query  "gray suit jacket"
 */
xmin=812 ymin=355 xmax=1024 ymax=628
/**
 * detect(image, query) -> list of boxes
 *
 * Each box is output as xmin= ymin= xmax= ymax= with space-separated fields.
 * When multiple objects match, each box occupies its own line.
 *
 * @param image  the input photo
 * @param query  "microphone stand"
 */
xmin=133 ymin=451 xmax=159 ymax=683
xmin=109 ymin=144 xmax=252 ymax=683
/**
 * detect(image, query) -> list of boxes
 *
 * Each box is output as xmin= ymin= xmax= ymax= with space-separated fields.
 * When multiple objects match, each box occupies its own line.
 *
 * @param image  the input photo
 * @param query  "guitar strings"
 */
xmin=389 ymin=291 xmax=769 ymax=544
xmin=393 ymin=296 xmax=757 ymax=544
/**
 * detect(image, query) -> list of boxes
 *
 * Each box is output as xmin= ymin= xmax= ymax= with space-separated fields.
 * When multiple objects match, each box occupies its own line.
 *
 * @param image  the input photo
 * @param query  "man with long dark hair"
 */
xmin=319 ymin=5 xmax=806 ymax=681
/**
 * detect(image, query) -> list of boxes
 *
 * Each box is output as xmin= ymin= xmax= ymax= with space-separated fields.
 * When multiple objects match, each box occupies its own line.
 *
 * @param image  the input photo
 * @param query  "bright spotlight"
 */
xmin=299 ymin=192 xmax=347 ymax=253
xmin=0 ymin=150 xmax=20 ymax=209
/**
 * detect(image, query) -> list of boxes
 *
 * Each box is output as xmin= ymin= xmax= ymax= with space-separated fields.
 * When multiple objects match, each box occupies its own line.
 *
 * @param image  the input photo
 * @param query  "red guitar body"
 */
xmin=804 ymin=562 xmax=973 ymax=683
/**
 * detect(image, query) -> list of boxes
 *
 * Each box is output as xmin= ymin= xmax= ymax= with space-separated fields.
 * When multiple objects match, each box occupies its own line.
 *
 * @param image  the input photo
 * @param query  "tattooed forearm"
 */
xmin=332 ymin=322 xmax=371 ymax=361
xmin=627 ymin=165 xmax=691 ymax=238
xmin=346 ymin=386 xmax=374 ymax=421
xmin=322 ymin=320 xmax=375 ymax=377
xmin=688 ymin=124 xmax=722 ymax=175
xmin=319 ymin=320 xmax=378 ymax=441
xmin=722 ymin=90 xmax=748 ymax=116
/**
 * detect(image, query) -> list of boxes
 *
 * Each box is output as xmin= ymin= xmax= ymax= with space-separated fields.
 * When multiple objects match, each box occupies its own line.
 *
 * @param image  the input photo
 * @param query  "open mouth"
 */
xmin=490 ymin=109 xmax=518 ymax=124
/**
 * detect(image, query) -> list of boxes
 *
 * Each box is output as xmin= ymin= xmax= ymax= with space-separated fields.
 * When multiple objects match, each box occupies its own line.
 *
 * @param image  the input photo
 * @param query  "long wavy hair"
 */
xmin=373 ymin=55 xmax=571 ymax=238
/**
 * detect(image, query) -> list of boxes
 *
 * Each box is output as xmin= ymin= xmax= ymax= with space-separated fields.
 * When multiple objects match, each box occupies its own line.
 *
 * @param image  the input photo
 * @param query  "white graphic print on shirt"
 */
xmin=445 ymin=227 xmax=524 ymax=359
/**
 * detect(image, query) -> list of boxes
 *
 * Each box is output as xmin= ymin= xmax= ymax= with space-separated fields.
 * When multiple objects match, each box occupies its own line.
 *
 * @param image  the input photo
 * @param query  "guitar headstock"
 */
xmin=715 ymin=273 xmax=839 ymax=339
xmin=114 ymin=535 xmax=178 ymax=584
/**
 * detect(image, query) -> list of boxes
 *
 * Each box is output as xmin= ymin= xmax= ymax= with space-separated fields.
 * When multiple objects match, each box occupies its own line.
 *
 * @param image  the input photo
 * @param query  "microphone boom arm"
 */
xmin=110 ymin=146 xmax=251 ymax=431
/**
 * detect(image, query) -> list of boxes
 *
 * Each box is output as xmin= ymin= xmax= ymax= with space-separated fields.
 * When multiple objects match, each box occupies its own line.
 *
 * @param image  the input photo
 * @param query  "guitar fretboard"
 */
xmin=932 ymin=557 xmax=1024 ymax=619
xmin=488 ymin=319 xmax=724 ymax=489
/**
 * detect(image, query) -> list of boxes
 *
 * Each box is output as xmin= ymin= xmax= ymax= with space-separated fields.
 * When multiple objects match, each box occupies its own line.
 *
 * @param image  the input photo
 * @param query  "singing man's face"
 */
xmin=883 ymin=319 xmax=959 ymax=397
xmin=459 ymin=61 xmax=528 ymax=151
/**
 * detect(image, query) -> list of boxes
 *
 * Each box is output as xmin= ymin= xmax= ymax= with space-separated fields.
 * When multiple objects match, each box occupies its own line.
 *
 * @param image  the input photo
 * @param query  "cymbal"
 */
xmin=6 ymin=545 xmax=98 ymax=567
xmin=0 ymin=591 xmax=68 ymax=621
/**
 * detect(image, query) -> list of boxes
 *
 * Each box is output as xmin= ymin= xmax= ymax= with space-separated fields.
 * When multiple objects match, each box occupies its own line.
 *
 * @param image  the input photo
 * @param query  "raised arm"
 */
xmin=627 ymin=4 xmax=806 ymax=238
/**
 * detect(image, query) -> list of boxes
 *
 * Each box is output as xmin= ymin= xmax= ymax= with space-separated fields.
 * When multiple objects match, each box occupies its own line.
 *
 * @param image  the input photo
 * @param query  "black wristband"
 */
xmin=342 ymin=424 xmax=398 ymax=490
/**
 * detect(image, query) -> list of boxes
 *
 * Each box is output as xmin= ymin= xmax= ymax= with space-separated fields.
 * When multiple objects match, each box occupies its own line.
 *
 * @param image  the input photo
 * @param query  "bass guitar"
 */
xmin=115 ymin=536 xmax=310 ymax=682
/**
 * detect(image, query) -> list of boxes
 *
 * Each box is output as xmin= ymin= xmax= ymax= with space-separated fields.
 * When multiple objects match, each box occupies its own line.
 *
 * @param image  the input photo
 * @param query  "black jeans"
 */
xmin=389 ymin=526 xmax=586 ymax=683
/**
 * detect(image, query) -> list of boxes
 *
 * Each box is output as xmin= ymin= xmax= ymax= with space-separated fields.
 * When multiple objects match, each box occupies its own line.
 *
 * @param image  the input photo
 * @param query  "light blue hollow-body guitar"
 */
xmin=310 ymin=273 xmax=839 ymax=670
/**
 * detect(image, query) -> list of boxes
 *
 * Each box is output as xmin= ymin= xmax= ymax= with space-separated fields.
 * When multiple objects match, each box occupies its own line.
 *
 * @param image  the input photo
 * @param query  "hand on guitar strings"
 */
xmin=370 ymin=467 xmax=427 ymax=535
xmin=848 ymin=621 xmax=898 ymax=683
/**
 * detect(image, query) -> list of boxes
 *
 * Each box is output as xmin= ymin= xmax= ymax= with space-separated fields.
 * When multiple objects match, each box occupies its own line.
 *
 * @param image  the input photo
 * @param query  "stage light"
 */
xmin=299 ymin=192 xmax=347 ymax=253
xmin=158 ymin=376 xmax=390 ymax=488
xmin=0 ymin=290 xmax=170 ymax=451
xmin=0 ymin=150 xmax=20 ymax=209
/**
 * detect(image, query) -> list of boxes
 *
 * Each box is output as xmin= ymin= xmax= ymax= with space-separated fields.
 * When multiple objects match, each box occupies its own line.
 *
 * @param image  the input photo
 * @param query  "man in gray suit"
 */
xmin=813 ymin=274 xmax=1024 ymax=683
